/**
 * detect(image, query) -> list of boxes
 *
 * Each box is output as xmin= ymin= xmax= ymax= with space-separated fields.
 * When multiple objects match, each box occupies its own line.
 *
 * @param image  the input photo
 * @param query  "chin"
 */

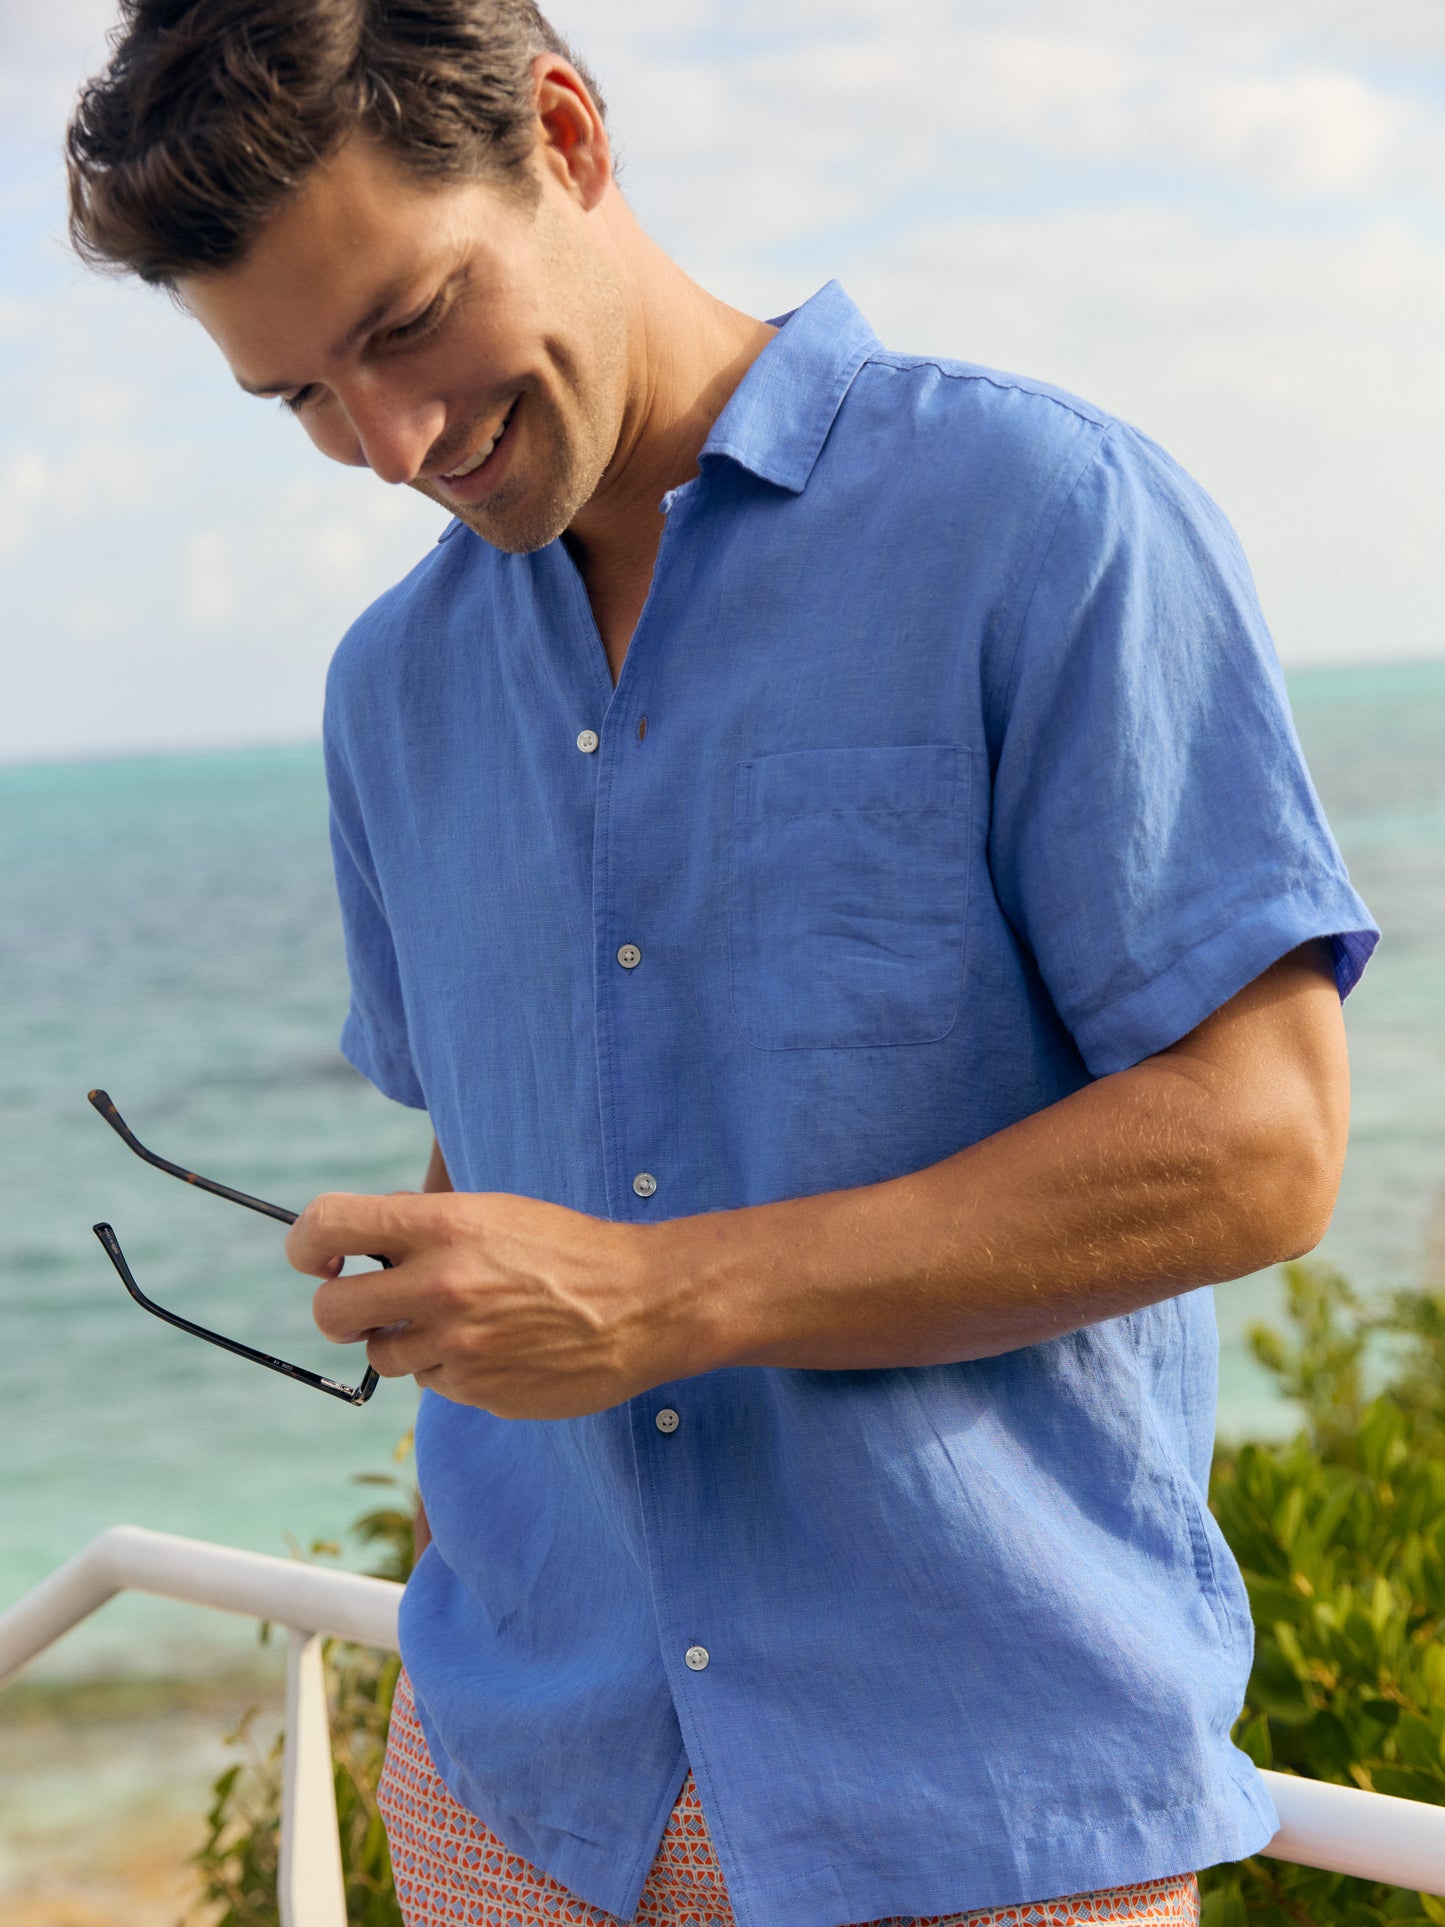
xmin=467 ymin=496 xmax=577 ymax=555
xmin=442 ymin=455 xmax=605 ymax=556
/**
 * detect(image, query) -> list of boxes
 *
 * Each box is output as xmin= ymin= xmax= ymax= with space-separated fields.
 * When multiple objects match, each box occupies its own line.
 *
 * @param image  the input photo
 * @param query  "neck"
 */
xmin=564 ymin=216 xmax=775 ymax=598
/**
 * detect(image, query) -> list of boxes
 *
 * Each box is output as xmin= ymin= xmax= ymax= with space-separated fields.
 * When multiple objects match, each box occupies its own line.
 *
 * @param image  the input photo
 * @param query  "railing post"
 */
xmin=279 ymin=1628 xmax=348 ymax=1927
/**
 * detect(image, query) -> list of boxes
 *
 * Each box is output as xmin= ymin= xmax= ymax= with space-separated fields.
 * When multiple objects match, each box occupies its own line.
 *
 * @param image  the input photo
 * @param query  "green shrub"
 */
xmin=1201 ymin=1264 xmax=1445 ymax=1926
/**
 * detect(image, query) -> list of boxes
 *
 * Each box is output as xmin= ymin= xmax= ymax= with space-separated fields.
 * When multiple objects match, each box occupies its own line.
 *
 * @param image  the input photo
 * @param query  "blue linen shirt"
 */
xmin=324 ymin=281 xmax=1377 ymax=1927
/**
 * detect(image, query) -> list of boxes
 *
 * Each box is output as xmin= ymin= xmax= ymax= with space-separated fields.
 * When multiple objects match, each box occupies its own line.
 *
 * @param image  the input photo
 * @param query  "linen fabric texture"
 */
xmin=324 ymin=281 xmax=1378 ymax=1927
xmin=379 ymin=1668 xmax=1202 ymax=1927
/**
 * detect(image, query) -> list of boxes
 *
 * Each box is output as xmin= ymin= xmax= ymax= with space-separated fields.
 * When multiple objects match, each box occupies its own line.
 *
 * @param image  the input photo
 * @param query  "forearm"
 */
xmin=666 ymin=1069 xmax=1288 ymax=1374
xmin=661 ymin=948 xmax=1347 ymax=1376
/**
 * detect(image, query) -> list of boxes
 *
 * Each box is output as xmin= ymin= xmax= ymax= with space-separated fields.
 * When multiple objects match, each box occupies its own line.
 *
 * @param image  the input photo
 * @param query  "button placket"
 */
xmin=577 ymin=512 xmax=692 ymax=1223
xmin=590 ymin=702 xmax=664 ymax=1216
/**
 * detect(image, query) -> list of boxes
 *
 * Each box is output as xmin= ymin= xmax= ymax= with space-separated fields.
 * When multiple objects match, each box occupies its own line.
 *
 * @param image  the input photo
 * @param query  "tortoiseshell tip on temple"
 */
xmin=87 ymin=1098 xmax=362 ymax=1403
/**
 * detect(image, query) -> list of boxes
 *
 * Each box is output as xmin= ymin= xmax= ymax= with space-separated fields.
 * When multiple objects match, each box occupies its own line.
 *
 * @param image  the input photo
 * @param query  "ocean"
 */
xmin=2 ymin=660 xmax=1443 ymax=1680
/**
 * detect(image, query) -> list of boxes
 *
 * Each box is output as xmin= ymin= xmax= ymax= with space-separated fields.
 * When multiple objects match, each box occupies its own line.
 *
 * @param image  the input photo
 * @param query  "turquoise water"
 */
xmin=2 ymin=663 xmax=1443 ymax=1674
xmin=1 ymin=748 xmax=432 ymax=1675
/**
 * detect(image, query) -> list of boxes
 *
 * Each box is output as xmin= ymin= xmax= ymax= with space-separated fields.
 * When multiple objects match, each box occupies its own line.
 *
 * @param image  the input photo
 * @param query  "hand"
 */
xmin=286 ymin=1189 xmax=704 ymax=1419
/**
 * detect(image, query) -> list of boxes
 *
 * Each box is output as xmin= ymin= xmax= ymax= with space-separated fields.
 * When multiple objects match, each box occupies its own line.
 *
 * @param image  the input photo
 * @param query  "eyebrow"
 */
xmin=234 ymin=278 xmax=415 ymax=397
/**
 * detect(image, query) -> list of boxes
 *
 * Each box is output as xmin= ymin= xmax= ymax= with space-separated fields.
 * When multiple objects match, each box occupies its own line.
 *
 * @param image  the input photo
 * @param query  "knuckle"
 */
xmin=305 ymin=1192 xmax=343 ymax=1234
xmin=424 ymin=1198 xmax=463 ymax=1247
xmin=365 ymin=1335 xmax=405 ymax=1378
xmin=429 ymin=1269 xmax=471 ymax=1316
xmin=310 ymin=1283 xmax=344 ymax=1337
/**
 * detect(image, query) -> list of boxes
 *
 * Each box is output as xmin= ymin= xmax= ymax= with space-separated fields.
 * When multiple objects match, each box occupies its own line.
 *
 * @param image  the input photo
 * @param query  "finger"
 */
xmin=312 ymin=1268 xmax=416 ymax=1344
xmin=285 ymin=1191 xmax=422 ymax=1276
xmin=365 ymin=1323 xmax=446 ymax=1382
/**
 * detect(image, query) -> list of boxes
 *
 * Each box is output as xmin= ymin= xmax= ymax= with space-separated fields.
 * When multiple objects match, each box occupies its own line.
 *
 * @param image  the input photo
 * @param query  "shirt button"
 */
xmin=576 ymin=730 xmax=600 ymax=754
xmin=633 ymin=1172 xmax=658 ymax=1199
xmin=685 ymin=1645 xmax=710 ymax=1672
xmin=656 ymin=1408 xmax=680 ymax=1434
xmin=617 ymin=944 xmax=642 ymax=970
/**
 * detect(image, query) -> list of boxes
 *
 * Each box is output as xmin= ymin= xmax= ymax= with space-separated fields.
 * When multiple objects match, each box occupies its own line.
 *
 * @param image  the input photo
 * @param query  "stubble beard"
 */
xmin=417 ymin=266 xmax=629 ymax=557
xmin=448 ymin=375 xmax=613 ymax=556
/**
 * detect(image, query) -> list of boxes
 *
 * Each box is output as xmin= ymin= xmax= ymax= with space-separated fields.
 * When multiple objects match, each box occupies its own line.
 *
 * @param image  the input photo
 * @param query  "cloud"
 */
xmin=0 ymin=0 xmax=119 ymax=148
xmin=603 ymin=19 xmax=1427 ymax=238
xmin=181 ymin=531 xmax=236 ymax=627
xmin=847 ymin=206 xmax=1445 ymax=666
xmin=3 ymin=0 xmax=1445 ymax=763
xmin=1170 ymin=67 xmax=1409 ymax=195
xmin=0 ymin=257 xmax=442 ymax=763
xmin=0 ymin=448 xmax=49 ymax=559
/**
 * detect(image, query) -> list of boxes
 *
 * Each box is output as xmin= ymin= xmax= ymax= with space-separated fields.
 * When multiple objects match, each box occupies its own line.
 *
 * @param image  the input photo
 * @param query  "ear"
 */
xmin=532 ymin=55 xmax=613 ymax=211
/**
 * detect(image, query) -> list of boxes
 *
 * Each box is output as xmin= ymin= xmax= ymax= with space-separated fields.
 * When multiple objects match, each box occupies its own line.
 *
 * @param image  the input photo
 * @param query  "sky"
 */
xmin=2 ymin=0 xmax=1444 ymax=764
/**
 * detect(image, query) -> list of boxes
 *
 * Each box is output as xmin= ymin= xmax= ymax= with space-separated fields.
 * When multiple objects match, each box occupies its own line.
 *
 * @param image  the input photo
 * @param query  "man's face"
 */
xmin=179 ymin=132 xmax=628 ymax=553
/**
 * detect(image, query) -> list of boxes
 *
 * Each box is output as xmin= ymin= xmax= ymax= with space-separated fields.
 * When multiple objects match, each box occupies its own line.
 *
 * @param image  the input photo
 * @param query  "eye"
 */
xmin=280 ymin=385 xmax=320 ymax=415
xmin=385 ymin=292 xmax=448 ymax=345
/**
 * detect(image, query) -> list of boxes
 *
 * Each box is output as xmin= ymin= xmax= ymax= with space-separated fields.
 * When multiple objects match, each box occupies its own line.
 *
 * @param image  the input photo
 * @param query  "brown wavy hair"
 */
xmin=66 ymin=0 xmax=605 ymax=287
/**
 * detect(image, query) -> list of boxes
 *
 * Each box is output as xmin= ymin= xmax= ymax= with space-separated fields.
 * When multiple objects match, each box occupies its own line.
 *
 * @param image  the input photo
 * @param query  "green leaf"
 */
xmin=1199 ymin=1879 xmax=1248 ymax=1927
xmin=1396 ymin=1714 xmax=1445 ymax=1774
xmin=1236 ymin=1713 xmax=1274 ymax=1768
xmin=1371 ymin=1766 xmax=1445 ymax=1807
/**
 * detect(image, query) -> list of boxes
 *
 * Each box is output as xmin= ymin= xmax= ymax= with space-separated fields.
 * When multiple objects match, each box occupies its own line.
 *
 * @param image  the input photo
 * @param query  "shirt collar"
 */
xmin=438 ymin=281 xmax=879 ymax=540
xmin=695 ymin=281 xmax=880 ymax=496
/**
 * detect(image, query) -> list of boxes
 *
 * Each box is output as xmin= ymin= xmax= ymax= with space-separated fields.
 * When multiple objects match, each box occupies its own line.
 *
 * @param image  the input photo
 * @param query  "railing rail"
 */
xmin=0 ymin=1526 xmax=400 ymax=1926
xmin=3 ymin=1526 xmax=1445 ymax=1914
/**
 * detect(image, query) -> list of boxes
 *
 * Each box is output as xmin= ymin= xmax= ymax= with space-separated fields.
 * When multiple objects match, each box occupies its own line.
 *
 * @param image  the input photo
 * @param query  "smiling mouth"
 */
xmin=440 ymin=403 xmax=517 ymax=483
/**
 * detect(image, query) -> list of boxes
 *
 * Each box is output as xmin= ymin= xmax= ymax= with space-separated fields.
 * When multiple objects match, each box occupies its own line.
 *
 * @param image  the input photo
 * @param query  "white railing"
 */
xmin=3 ymin=1527 xmax=1445 ymax=1914
xmin=0 ymin=1526 xmax=400 ymax=1926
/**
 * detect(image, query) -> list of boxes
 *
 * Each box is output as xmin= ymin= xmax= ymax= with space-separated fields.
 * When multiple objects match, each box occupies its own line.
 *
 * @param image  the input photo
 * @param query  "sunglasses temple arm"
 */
xmin=93 ymin=1223 xmax=377 ymax=1407
xmin=88 ymin=1090 xmax=298 ymax=1226
xmin=89 ymin=1093 xmax=393 ymax=1268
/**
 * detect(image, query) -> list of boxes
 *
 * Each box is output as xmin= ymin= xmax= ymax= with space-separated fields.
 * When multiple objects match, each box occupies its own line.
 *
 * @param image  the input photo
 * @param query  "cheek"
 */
xmin=303 ymin=405 xmax=370 ymax=469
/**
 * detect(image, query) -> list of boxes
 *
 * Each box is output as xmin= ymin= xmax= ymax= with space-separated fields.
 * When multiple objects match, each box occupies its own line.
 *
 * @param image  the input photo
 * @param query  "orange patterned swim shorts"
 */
xmin=378 ymin=1670 xmax=1200 ymax=1927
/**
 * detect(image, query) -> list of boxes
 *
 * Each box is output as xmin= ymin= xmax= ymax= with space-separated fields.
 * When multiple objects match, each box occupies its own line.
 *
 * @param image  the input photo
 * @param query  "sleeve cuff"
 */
xmin=340 ymin=1009 xmax=429 ymax=1111
xmin=1071 ymin=888 xmax=1380 ymax=1077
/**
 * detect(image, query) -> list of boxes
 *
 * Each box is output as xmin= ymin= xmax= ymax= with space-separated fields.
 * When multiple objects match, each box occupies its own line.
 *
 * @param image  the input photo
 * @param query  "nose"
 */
xmin=339 ymin=377 xmax=446 ymax=487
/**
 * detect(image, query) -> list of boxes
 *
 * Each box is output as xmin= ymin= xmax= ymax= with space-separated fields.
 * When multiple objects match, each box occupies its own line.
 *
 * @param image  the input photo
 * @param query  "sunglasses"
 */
xmin=89 ymin=1089 xmax=380 ymax=1407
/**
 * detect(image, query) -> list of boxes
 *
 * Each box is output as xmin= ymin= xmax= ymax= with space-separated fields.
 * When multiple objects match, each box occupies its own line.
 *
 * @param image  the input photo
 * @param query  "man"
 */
xmin=68 ymin=5 xmax=1376 ymax=1925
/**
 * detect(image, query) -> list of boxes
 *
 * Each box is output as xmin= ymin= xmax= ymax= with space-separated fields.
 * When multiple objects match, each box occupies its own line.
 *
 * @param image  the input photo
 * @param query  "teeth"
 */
xmin=448 ymin=439 xmax=496 ymax=480
xmin=445 ymin=408 xmax=512 ymax=481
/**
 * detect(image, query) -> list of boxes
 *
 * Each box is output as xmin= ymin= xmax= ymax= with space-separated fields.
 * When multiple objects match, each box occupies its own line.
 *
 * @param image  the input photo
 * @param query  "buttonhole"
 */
xmin=637 ymin=716 xmax=648 ymax=742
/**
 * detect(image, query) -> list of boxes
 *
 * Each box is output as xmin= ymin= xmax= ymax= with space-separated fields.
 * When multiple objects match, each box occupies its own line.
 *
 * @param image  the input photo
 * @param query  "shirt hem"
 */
xmin=339 ymin=1012 xmax=428 ymax=1110
xmin=721 ymin=1764 xmax=1279 ymax=1927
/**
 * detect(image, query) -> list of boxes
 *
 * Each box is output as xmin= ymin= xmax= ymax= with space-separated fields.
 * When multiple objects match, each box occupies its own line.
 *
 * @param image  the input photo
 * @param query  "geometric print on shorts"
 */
xmin=378 ymin=1668 xmax=1201 ymax=1927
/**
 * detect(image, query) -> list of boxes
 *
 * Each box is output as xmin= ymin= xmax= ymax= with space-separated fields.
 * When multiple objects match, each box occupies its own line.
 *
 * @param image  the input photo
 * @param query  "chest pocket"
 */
xmin=729 ymin=745 xmax=973 ymax=1050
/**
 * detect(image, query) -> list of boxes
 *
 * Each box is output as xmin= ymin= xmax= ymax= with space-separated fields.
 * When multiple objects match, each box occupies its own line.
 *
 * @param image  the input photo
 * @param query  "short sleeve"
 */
xmin=323 ymin=722 xmax=429 ymax=1111
xmin=988 ymin=423 xmax=1378 ymax=1078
